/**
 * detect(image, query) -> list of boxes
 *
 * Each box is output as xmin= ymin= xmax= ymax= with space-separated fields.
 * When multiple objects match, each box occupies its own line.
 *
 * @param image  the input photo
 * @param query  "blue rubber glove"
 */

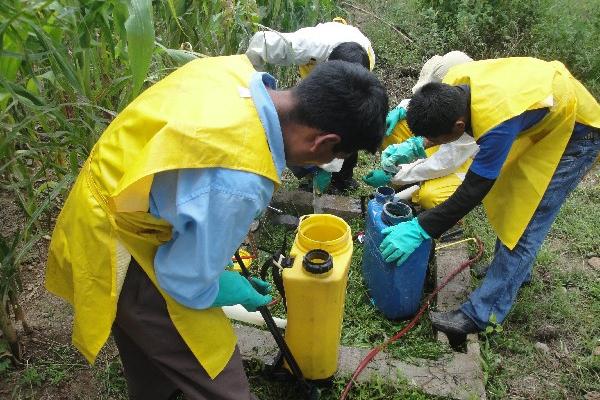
xmin=379 ymin=218 xmax=430 ymax=266
xmin=211 ymin=270 xmax=272 ymax=311
xmin=313 ymin=169 xmax=332 ymax=194
xmin=362 ymin=169 xmax=392 ymax=187
xmin=385 ymin=106 xmax=407 ymax=137
xmin=380 ymin=137 xmax=427 ymax=173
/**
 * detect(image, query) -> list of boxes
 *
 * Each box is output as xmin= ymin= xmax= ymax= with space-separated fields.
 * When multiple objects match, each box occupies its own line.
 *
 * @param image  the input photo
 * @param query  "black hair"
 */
xmin=328 ymin=42 xmax=370 ymax=70
xmin=291 ymin=60 xmax=388 ymax=154
xmin=406 ymin=82 xmax=468 ymax=138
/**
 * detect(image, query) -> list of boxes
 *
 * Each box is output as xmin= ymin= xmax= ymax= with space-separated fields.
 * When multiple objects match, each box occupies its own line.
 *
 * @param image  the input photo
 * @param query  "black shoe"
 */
xmin=331 ymin=178 xmax=358 ymax=193
xmin=430 ymin=310 xmax=480 ymax=349
xmin=298 ymin=178 xmax=312 ymax=193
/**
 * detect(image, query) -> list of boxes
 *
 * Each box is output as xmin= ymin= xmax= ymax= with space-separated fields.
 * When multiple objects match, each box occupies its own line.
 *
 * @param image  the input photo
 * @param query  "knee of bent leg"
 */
xmin=415 ymin=182 xmax=453 ymax=210
xmin=415 ymin=185 xmax=438 ymax=210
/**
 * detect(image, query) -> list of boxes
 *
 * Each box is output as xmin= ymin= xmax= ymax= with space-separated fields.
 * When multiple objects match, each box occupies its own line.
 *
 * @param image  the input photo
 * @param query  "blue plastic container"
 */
xmin=361 ymin=187 xmax=432 ymax=320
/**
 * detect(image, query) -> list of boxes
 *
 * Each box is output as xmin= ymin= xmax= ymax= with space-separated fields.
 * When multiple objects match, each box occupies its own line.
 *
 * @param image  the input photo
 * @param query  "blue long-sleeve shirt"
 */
xmin=418 ymin=87 xmax=592 ymax=238
xmin=148 ymin=72 xmax=285 ymax=309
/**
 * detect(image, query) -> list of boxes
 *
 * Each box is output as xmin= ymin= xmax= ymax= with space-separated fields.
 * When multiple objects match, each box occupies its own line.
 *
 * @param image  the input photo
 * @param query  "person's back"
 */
xmin=245 ymin=20 xmax=375 ymax=73
xmin=390 ymin=57 xmax=600 ymax=345
xmin=246 ymin=20 xmax=377 ymax=193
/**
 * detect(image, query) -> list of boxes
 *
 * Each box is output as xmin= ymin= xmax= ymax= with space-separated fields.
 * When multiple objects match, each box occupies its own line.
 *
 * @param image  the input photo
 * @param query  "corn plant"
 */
xmin=0 ymin=0 xmax=337 ymax=363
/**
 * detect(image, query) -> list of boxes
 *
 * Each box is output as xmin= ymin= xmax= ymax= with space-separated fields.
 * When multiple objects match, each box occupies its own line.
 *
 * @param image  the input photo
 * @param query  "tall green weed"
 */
xmin=416 ymin=0 xmax=546 ymax=58
xmin=530 ymin=0 xmax=600 ymax=96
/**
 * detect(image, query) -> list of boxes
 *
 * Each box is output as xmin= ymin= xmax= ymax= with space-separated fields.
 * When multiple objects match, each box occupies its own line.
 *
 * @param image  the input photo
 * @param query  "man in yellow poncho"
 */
xmin=45 ymin=56 xmax=388 ymax=399
xmin=363 ymin=51 xmax=479 ymax=209
xmin=376 ymin=57 xmax=599 ymax=344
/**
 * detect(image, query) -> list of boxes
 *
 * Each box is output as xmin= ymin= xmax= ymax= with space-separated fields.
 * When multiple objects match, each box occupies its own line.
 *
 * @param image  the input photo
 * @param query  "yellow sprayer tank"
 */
xmin=283 ymin=214 xmax=353 ymax=380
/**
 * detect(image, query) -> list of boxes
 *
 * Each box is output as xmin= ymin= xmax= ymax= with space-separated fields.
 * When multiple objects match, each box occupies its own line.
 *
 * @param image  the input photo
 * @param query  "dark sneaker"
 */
xmin=298 ymin=178 xmax=313 ymax=193
xmin=430 ymin=310 xmax=481 ymax=350
xmin=331 ymin=178 xmax=359 ymax=193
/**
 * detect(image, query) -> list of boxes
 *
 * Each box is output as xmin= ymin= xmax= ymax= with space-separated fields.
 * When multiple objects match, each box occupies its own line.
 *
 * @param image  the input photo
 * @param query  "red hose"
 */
xmin=339 ymin=238 xmax=484 ymax=400
xmin=267 ymin=295 xmax=281 ymax=307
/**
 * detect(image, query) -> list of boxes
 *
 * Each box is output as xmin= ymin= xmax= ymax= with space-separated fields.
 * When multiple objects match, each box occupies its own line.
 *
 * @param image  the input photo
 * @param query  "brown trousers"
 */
xmin=112 ymin=258 xmax=255 ymax=400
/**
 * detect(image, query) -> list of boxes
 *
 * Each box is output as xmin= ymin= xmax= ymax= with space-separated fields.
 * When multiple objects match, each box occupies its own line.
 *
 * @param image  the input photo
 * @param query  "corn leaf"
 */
xmin=29 ymin=23 xmax=85 ymax=96
xmin=155 ymin=42 xmax=201 ymax=66
xmin=165 ymin=0 xmax=187 ymax=39
xmin=0 ymin=30 xmax=22 ymax=108
xmin=124 ymin=0 xmax=155 ymax=97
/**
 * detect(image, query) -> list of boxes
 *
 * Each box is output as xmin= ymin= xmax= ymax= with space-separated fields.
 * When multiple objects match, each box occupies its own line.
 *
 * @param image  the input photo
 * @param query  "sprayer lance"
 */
xmin=233 ymin=251 xmax=318 ymax=399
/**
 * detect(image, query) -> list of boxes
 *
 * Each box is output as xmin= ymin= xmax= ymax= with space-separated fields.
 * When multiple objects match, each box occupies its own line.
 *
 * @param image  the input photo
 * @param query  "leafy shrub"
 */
xmin=416 ymin=0 xmax=547 ymax=59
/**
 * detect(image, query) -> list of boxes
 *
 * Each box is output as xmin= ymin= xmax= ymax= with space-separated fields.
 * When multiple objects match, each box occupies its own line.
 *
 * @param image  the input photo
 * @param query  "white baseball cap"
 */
xmin=412 ymin=51 xmax=474 ymax=94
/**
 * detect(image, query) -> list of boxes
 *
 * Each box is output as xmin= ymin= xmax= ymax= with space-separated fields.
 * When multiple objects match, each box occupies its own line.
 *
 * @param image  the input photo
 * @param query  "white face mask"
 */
xmin=318 ymin=158 xmax=344 ymax=173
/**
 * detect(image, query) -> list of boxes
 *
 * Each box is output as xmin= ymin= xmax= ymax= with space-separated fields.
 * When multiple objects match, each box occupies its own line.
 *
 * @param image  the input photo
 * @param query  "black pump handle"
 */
xmin=233 ymin=251 xmax=317 ymax=398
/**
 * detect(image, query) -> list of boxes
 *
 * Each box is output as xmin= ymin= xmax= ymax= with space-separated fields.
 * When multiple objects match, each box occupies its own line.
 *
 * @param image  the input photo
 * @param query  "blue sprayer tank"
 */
xmin=361 ymin=186 xmax=432 ymax=320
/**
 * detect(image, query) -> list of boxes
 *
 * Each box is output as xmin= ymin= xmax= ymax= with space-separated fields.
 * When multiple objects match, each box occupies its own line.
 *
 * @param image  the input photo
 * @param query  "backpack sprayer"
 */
xmin=233 ymin=205 xmax=354 ymax=400
xmin=233 ymin=251 xmax=319 ymax=400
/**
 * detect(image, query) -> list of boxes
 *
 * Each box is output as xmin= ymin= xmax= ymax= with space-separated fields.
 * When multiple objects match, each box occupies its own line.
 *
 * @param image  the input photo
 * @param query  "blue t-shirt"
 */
xmin=470 ymin=108 xmax=549 ymax=179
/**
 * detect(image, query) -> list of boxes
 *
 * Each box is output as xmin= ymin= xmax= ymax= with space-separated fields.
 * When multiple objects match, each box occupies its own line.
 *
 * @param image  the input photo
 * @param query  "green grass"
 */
xmin=552 ymin=185 xmax=600 ymax=256
xmin=3 ymin=336 xmax=131 ymax=400
xmin=462 ymin=175 xmax=600 ymax=399
xmin=94 ymin=358 xmax=128 ymax=400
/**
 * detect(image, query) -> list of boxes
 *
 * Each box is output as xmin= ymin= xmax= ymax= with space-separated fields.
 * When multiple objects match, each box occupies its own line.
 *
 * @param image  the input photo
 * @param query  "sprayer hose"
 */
xmin=339 ymin=238 xmax=484 ymax=400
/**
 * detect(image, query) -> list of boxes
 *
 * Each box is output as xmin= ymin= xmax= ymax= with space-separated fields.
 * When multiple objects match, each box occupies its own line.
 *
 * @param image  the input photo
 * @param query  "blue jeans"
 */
xmin=461 ymin=129 xmax=600 ymax=329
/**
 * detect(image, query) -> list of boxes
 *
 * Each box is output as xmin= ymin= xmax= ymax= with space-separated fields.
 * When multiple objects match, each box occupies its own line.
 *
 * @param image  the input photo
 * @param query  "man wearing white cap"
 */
xmin=412 ymin=51 xmax=475 ymax=93
xmin=363 ymin=51 xmax=479 ymax=210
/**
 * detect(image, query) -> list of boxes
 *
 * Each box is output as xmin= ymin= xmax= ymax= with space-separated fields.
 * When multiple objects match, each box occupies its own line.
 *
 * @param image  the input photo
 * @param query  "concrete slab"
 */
xmin=235 ymin=324 xmax=485 ymax=399
xmin=235 ymin=230 xmax=485 ymax=399
xmin=435 ymin=243 xmax=473 ymax=312
xmin=271 ymin=190 xmax=362 ymax=220
xmin=336 ymin=341 xmax=485 ymax=399
xmin=433 ymin=242 xmax=486 ymax=399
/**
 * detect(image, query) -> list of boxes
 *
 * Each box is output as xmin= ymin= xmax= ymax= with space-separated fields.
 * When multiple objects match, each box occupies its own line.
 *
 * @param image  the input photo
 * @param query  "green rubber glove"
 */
xmin=211 ymin=270 xmax=272 ymax=311
xmin=313 ymin=169 xmax=332 ymax=194
xmin=379 ymin=218 xmax=431 ymax=266
xmin=385 ymin=106 xmax=407 ymax=137
xmin=362 ymin=169 xmax=392 ymax=187
xmin=380 ymin=136 xmax=427 ymax=173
